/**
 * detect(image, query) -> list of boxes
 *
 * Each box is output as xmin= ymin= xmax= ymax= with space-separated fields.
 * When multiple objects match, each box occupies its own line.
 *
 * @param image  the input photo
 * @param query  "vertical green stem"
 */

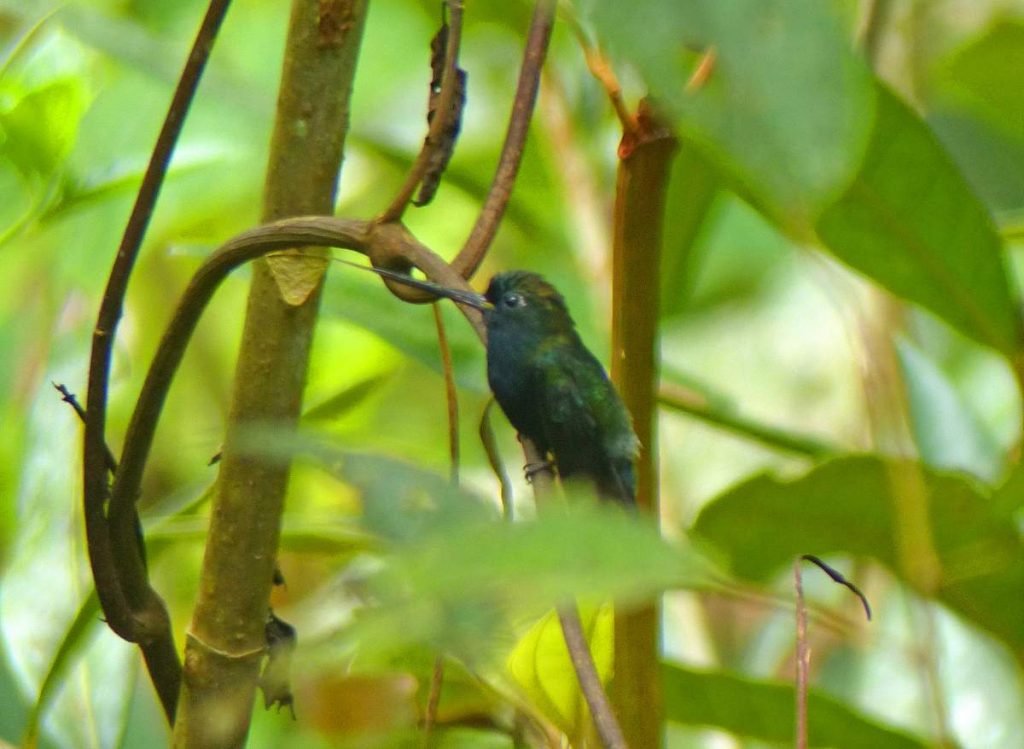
xmin=609 ymin=102 xmax=677 ymax=749
xmin=171 ymin=2 xmax=369 ymax=746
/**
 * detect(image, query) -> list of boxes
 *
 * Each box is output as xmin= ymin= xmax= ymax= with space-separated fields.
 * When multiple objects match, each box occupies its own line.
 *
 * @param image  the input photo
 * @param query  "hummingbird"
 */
xmin=349 ymin=262 xmax=638 ymax=504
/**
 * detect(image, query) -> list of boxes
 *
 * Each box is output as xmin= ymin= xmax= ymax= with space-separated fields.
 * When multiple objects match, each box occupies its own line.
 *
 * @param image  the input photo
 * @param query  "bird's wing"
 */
xmin=536 ymin=346 xmax=601 ymax=445
xmin=537 ymin=344 xmax=637 ymax=504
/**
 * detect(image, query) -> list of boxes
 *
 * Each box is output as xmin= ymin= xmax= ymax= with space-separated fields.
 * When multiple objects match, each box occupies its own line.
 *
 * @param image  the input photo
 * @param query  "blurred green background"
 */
xmin=1 ymin=0 xmax=1023 ymax=746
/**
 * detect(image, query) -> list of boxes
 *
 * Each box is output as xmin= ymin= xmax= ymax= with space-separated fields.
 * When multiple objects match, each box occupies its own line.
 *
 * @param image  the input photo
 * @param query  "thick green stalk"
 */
xmin=609 ymin=103 xmax=677 ymax=749
xmin=172 ymin=1 xmax=368 ymax=746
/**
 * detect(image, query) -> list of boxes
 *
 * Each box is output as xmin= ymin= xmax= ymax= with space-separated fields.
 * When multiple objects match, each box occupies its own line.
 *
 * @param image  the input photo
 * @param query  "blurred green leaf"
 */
xmin=245 ymin=431 xmax=713 ymax=663
xmin=817 ymin=86 xmax=1021 ymax=355
xmin=658 ymin=143 xmax=720 ymax=317
xmin=662 ymin=662 xmax=930 ymax=748
xmin=0 ymin=343 xmax=136 ymax=748
xmin=0 ymin=78 xmax=87 ymax=177
xmin=21 ymin=592 xmax=102 ymax=746
xmin=350 ymin=499 xmax=712 ymax=665
xmin=693 ymin=456 xmax=1024 ymax=659
xmin=585 ymin=0 xmax=874 ymax=223
xmin=507 ymin=606 xmax=612 ymax=738
xmin=937 ymin=20 xmax=1024 ymax=143
xmin=302 ymin=373 xmax=390 ymax=423
xmin=389 ymin=499 xmax=710 ymax=608
xmin=896 ymin=337 xmax=1002 ymax=482
xmin=321 ymin=271 xmax=486 ymax=391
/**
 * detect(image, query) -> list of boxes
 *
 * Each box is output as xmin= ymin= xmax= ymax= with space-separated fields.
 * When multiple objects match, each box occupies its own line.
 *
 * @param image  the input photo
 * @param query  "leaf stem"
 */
xmin=658 ymin=382 xmax=840 ymax=458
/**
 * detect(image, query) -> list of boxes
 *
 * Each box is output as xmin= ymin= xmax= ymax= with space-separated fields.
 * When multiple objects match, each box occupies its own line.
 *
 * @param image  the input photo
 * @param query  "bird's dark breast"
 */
xmin=485 ymin=317 xmax=549 ymax=451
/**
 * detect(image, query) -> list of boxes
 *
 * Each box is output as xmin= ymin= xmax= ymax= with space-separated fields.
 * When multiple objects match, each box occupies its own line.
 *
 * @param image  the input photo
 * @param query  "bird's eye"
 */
xmin=502 ymin=292 xmax=525 ymax=309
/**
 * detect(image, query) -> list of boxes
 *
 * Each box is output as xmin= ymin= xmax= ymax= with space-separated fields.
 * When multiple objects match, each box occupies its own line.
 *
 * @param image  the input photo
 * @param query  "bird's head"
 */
xmin=483 ymin=271 xmax=575 ymax=336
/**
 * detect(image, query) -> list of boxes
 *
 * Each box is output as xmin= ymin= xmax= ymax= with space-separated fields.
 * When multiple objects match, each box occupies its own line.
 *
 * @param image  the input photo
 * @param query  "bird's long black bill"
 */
xmin=338 ymin=258 xmax=489 ymax=310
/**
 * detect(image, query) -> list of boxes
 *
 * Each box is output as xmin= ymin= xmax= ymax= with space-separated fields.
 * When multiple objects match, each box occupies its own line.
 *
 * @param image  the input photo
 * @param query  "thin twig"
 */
xmin=379 ymin=0 xmax=465 ymax=222
xmin=450 ymin=0 xmax=556 ymax=277
xmin=857 ymin=0 xmax=893 ymax=66
xmin=794 ymin=560 xmax=809 ymax=749
xmin=801 ymin=555 xmax=872 ymax=621
xmin=54 ymin=383 xmax=117 ymax=474
xmin=81 ymin=0 xmax=232 ymax=721
xmin=556 ymin=605 xmax=629 ymax=749
xmin=374 ymin=0 xmax=556 ymax=305
xmin=659 ymin=382 xmax=839 ymax=458
xmin=684 ymin=48 xmax=716 ymax=92
xmin=421 ymin=656 xmax=446 ymax=748
xmin=564 ymin=13 xmax=636 ymax=133
xmin=433 ymin=303 xmax=460 ymax=485
xmin=479 ymin=400 xmax=514 ymax=520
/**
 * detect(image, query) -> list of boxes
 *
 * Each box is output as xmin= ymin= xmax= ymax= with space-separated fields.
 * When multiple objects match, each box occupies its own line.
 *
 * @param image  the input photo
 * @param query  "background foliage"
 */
xmin=1 ymin=0 xmax=1023 ymax=746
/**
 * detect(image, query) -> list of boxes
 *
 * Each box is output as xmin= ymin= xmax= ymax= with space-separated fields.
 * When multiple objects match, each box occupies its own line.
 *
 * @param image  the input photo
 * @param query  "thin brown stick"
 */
xmin=857 ymin=0 xmax=893 ymax=64
xmin=565 ymin=14 xmax=636 ymax=133
xmin=374 ymin=0 xmax=556 ymax=305
xmin=421 ymin=656 xmax=446 ymax=748
xmin=450 ymin=0 xmax=556 ymax=277
xmin=684 ymin=49 xmax=716 ymax=92
xmin=556 ymin=605 xmax=629 ymax=749
xmin=54 ymin=383 xmax=117 ymax=475
xmin=81 ymin=0 xmax=232 ymax=721
xmin=433 ymin=303 xmax=460 ymax=485
xmin=379 ymin=0 xmax=465 ymax=222
xmin=794 ymin=559 xmax=809 ymax=749
xmin=479 ymin=400 xmax=514 ymax=521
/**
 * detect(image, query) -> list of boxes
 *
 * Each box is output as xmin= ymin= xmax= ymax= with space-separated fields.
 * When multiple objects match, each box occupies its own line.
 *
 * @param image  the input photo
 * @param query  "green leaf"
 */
xmin=507 ymin=606 xmax=612 ymax=738
xmin=584 ymin=0 xmax=874 ymax=222
xmin=693 ymin=456 xmax=1024 ymax=659
xmin=662 ymin=662 xmax=929 ymax=748
xmin=302 ymin=373 xmax=390 ymax=422
xmin=816 ymin=86 xmax=1021 ymax=355
xmin=936 ymin=20 xmax=1024 ymax=143
xmin=320 ymin=270 xmax=486 ymax=392
xmin=249 ymin=435 xmax=717 ymax=662
xmin=658 ymin=144 xmax=720 ymax=317
xmin=896 ymin=337 xmax=1002 ymax=482
xmin=0 ymin=343 xmax=137 ymax=748
xmin=0 ymin=78 xmax=88 ymax=177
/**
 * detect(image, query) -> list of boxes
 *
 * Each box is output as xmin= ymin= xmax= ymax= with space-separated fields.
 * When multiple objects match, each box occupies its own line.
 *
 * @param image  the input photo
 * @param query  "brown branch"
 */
xmin=374 ymin=0 xmax=556 ymax=306
xmin=450 ymin=0 xmax=555 ymax=277
xmin=108 ymin=218 xmax=369 ymax=568
xmin=609 ymin=99 xmax=676 ymax=746
xmin=81 ymin=0 xmax=232 ymax=722
xmin=557 ymin=606 xmax=629 ymax=749
xmin=54 ymin=383 xmax=117 ymax=475
xmin=379 ymin=0 xmax=465 ymax=222
xmin=372 ymin=0 xmax=557 ymax=307
xmin=794 ymin=559 xmax=809 ymax=749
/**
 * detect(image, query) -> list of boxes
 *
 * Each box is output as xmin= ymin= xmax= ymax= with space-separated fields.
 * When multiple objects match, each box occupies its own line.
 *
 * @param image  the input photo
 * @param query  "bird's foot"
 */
xmin=524 ymin=460 xmax=555 ymax=483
